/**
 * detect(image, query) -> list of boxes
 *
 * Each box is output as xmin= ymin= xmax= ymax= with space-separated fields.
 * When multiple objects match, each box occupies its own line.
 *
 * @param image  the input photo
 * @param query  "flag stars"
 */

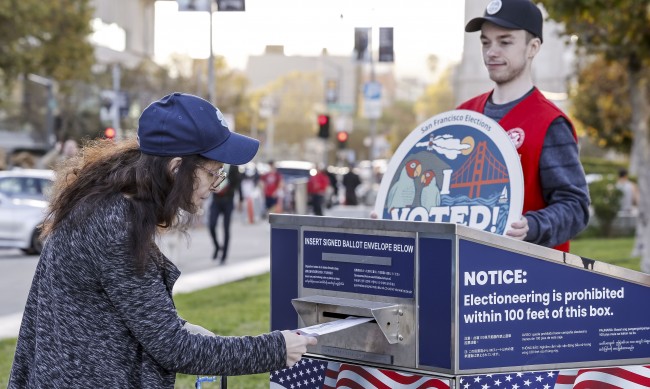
xmin=523 ymin=379 xmax=532 ymax=386
xmin=512 ymin=383 xmax=520 ymax=389
xmin=482 ymin=384 xmax=489 ymax=389
xmin=535 ymin=375 xmax=544 ymax=382
xmin=474 ymin=376 xmax=482 ymax=383
xmin=543 ymin=384 xmax=551 ymax=389
xmin=494 ymin=378 xmax=502 ymax=386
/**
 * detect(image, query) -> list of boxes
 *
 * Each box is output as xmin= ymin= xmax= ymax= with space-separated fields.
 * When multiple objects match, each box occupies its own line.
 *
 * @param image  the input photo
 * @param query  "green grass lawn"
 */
xmin=0 ymin=236 xmax=642 ymax=388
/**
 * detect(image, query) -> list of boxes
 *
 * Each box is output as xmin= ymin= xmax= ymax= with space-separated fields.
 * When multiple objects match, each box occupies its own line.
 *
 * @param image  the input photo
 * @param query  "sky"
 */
xmin=154 ymin=0 xmax=466 ymax=81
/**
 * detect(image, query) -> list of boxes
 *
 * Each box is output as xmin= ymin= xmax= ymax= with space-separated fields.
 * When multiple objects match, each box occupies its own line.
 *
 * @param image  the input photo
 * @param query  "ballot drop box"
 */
xmin=269 ymin=214 xmax=650 ymax=387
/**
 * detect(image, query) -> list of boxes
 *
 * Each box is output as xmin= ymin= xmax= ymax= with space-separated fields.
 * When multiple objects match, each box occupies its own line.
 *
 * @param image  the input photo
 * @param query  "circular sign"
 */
xmin=374 ymin=110 xmax=523 ymax=235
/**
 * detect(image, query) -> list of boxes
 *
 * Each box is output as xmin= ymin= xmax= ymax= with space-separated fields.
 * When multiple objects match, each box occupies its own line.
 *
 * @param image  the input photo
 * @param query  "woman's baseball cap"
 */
xmin=465 ymin=0 xmax=543 ymax=43
xmin=137 ymin=92 xmax=259 ymax=165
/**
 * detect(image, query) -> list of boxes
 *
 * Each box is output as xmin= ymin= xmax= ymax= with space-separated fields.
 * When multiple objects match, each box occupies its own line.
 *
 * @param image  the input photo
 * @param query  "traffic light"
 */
xmin=336 ymin=131 xmax=349 ymax=149
xmin=104 ymin=127 xmax=116 ymax=140
xmin=317 ymin=114 xmax=330 ymax=139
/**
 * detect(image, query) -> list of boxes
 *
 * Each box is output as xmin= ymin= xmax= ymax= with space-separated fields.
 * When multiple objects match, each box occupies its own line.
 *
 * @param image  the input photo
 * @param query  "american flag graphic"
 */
xmin=461 ymin=365 xmax=650 ymax=389
xmin=270 ymin=359 xmax=450 ymax=388
xmin=271 ymin=360 xmax=650 ymax=389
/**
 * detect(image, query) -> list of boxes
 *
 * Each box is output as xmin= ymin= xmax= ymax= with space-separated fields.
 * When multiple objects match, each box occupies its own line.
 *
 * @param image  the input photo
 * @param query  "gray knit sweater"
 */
xmin=8 ymin=195 xmax=286 ymax=388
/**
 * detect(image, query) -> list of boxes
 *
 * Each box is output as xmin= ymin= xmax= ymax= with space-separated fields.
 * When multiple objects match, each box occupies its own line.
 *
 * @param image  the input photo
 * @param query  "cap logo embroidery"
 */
xmin=486 ymin=0 xmax=502 ymax=15
xmin=215 ymin=108 xmax=231 ymax=131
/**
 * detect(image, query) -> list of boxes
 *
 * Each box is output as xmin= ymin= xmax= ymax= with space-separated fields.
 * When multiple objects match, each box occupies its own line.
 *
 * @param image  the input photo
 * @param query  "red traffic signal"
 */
xmin=318 ymin=114 xmax=329 ymax=126
xmin=336 ymin=131 xmax=349 ymax=148
xmin=104 ymin=127 xmax=116 ymax=139
xmin=317 ymin=114 xmax=330 ymax=139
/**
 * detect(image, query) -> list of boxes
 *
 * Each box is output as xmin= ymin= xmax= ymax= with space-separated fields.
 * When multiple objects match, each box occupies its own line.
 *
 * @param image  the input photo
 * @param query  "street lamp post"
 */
xmin=27 ymin=74 xmax=57 ymax=148
xmin=207 ymin=0 xmax=216 ymax=104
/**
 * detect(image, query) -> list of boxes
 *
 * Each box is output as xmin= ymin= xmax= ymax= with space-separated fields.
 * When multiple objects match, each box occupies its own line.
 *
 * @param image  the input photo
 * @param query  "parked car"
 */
xmin=0 ymin=192 xmax=48 ymax=254
xmin=0 ymin=168 xmax=55 ymax=201
xmin=0 ymin=169 xmax=54 ymax=255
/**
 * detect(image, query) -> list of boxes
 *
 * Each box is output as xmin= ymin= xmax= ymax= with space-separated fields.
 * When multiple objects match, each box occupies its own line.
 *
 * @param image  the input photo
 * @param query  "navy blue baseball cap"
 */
xmin=137 ymin=92 xmax=259 ymax=165
xmin=465 ymin=0 xmax=543 ymax=43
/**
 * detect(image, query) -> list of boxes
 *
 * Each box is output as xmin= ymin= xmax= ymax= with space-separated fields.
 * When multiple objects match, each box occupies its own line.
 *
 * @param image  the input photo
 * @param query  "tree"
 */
xmin=0 ymin=0 xmax=94 ymax=85
xmin=382 ymin=100 xmax=418 ymax=155
xmin=0 ymin=0 xmax=94 ymax=146
xmin=538 ymin=0 xmax=650 ymax=262
xmin=414 ymin=65 xmax=456 ymax=122
xmin=571 ymin=55 xmax=635 ymax=152
xmin=251 ymin=71 xmax=324 ymax=159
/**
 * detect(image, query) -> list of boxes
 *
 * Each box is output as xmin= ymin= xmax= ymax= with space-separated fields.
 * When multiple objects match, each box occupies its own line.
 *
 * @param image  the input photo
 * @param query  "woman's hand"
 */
xmin=281 ymin=330 xmax=318 ymax=367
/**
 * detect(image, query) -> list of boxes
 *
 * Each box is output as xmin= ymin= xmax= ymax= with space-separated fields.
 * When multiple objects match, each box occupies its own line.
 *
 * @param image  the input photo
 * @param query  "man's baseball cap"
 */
xmin=137 ymin=92 xmax=259 ymax=165
xmin=465 ymin=0 xmax=543 ymax=43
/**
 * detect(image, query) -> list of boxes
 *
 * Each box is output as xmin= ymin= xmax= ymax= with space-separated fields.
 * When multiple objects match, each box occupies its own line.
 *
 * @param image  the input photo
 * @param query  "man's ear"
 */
xmin=527 ymin=37 xmax=541 ymax=59
xmin=168 ymin=157 xmax=183 ymax=175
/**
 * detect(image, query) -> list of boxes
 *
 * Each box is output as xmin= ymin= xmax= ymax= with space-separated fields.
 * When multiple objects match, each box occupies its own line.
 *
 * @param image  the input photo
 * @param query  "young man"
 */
xmin=458 ymin=0 xmax=590 ymax=251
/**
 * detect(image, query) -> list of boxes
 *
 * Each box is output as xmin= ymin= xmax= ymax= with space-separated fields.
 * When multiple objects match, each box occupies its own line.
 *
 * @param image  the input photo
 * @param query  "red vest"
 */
xmin=458 ymin=88 xmax=576 ymax=252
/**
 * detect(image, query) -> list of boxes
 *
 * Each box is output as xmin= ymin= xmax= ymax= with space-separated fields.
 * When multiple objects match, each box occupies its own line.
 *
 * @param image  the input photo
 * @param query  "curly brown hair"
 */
xmin=41 ymin=137 xmax=210 ymax=270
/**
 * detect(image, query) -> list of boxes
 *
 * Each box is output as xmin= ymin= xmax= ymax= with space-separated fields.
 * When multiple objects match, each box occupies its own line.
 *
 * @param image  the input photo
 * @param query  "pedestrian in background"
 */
xmin=8 ymin=92 xmax=316 ymax=388
xmin=307 ymin=165 xmax=330 ymax=216
xmin=260 ymin=160 xmax=282 ymax=217
xmin=342 ymin=163 xmax=361 ymax=206
xmin=37 ymin=138 xmax=79 ymax=170
xmin=208 ymin=163 xmax=242 ymax=263
xmin=458 ymin=0 xmax=590 ymax=251
xmin=616 ymin=168 xmax=639 ymax=216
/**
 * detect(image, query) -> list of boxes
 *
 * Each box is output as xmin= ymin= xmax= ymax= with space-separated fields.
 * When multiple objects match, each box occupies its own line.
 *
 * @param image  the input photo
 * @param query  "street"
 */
xmin=0 ymin=204 xmax=372 ymax=339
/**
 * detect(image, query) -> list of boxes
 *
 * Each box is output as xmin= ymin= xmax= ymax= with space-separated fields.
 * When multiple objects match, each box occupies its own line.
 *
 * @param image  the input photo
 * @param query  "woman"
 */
xmin=8 ymin=93 xmax=316 ymax=388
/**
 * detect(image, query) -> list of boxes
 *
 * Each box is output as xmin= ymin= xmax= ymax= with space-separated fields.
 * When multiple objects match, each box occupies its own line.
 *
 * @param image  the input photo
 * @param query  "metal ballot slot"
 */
xmin=292 ymin=295 xmax=412 ymax=344
xmin=270 ymin=214 xmax=650 ymax=377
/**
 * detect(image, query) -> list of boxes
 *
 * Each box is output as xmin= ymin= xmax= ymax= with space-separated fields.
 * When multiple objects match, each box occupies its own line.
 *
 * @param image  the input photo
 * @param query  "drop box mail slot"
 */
xmin=291 ymin=295 xmax=415 ymax=367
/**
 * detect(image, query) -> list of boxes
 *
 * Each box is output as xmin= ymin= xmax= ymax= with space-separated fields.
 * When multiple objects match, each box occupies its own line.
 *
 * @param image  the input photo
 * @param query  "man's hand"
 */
xmin=505 ymin=216 xmax=528 ymax=241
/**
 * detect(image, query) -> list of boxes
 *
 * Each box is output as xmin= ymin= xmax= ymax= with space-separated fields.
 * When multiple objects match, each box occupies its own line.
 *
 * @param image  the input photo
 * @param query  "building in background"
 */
xmin=90 ymin=0 xmax=156 ymax=68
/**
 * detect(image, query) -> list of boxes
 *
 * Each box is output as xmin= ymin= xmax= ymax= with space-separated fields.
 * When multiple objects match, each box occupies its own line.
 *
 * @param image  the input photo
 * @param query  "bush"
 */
xmin=589 ymin=176 xmax=622 ymax=237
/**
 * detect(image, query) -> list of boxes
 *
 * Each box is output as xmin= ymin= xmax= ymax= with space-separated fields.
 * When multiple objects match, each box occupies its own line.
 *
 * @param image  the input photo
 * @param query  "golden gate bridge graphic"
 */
xmin=450 ymin=140 xmax=509 ymax=198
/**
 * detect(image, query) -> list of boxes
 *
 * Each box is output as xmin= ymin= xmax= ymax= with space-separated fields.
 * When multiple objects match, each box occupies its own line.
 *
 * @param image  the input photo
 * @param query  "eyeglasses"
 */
xmin=197 ymin=165 xmax=228 ymax=192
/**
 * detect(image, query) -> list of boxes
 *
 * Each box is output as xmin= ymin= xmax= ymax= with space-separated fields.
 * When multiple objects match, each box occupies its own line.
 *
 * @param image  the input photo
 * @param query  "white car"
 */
xmin=0 ymin=168 xmax=54 ymax=201
xmin=0 ymin=169 xmax=54 ymax=254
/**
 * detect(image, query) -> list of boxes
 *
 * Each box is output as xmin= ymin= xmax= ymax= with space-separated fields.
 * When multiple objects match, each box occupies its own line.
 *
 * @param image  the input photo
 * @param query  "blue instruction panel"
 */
xmin=458 ymin=239 xmax=650 ymax=370
xmin=302 ymin=230 xmax=415 ymax=298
